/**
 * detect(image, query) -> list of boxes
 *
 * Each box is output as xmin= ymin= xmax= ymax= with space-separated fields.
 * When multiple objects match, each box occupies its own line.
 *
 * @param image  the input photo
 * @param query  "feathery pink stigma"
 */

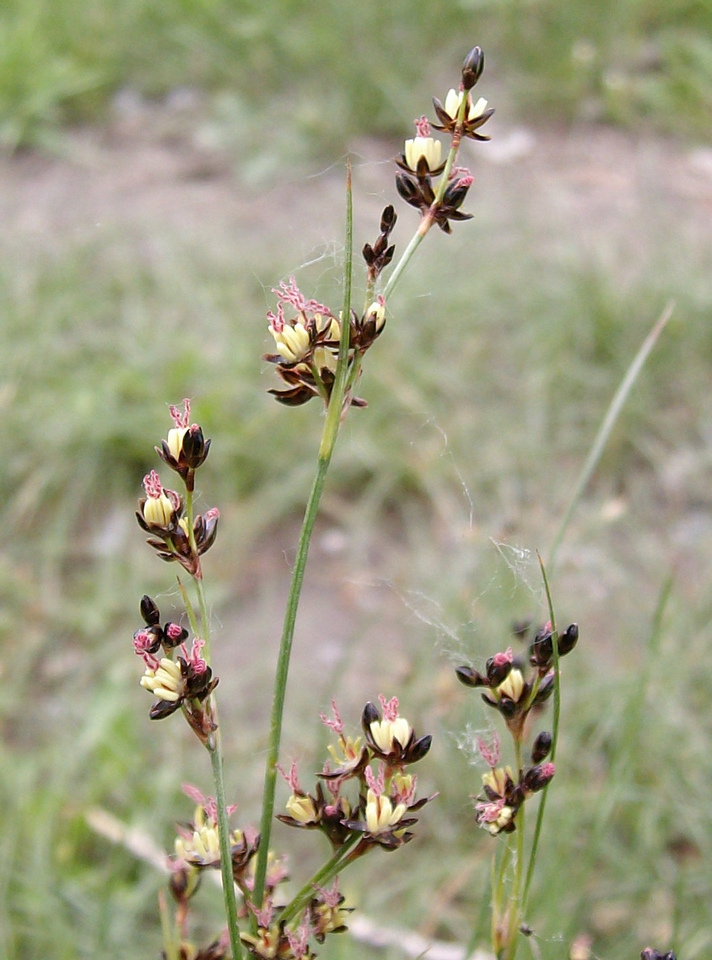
xmin=415 ymin=115 xmax=431 ymax=137
xmin=319 ymin=698 xmax=344 ymax=735
xmin=169 ymin=399 xmax=191 ymax=429
xmin=143 ymin=469 xmax=163 ymax=498
xmin=379 ymin=694 xmax=399 ymax=721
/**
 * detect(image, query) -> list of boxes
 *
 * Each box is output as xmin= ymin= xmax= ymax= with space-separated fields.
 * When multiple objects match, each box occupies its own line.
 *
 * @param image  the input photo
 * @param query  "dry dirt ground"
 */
xmin=4 ymin=104 xmax=712 ymax=739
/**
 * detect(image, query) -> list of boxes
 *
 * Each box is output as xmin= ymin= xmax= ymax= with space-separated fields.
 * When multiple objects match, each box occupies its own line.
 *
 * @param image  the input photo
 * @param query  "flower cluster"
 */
xmin=156 ymin=398 xmax=211 ymax=492
xmin=264 ymin=277 xmax=386 ymax=407
xmin=472 ymin=731 xmax=555 ymax=835
xmin=166 ymin=785 xmax=265 ymax=960
xmin=395 ymin=45 xmax=493 ymax=233
xmin=136 ymin=402 xmax=218 ymax=578
xmin=240 ymin=881 xmax=351 ymax=960
xmin=162 ymin=699 xmax=432 ymax=960
xmin=133 ymin=596 xmax=218 ymax=737
xmin=457 ymin=621 xmax=579 ymax=834
xmin=456 ymin=621 xmax=578 ymax=741
xmin=278 ymin=696 xmax=434 ymax=855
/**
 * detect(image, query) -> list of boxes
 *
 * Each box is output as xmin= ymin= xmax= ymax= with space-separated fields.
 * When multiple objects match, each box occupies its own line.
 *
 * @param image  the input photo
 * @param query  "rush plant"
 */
xmin=127 ymin=47 xmax=676 ymax=960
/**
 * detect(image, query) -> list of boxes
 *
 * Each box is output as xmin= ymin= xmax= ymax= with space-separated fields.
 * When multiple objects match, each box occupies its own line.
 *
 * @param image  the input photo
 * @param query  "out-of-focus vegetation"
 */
xmin=1 ymin=0 xmax=711 ymax=151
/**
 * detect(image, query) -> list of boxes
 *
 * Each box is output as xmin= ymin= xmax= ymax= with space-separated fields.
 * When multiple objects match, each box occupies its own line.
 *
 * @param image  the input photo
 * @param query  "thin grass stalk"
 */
xmin=547 ymin=301 xmax=674 ymax=571
xmin=252 ymin=166 xmax=354 ymax=909
xmin=521 ymin=555 xmax=560 ymax=916
xmin=209 ymin=741 xmax=243 ymax=960
xmin=184 ymin=485 xmax=243 ymax=959
xmin=562 ymin=574 xmax=674 ymax=944
xmin=503 ymin=740 xmax=526 ymax=960
xmin=159 ymin=891 xmax=179 ymax=960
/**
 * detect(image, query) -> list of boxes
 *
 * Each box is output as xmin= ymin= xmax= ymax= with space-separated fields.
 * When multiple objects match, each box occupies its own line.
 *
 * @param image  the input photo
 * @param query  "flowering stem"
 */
xmin=253 ymin=165 xmax=355 ymax=909
xmin=503 ymin=740 xmax=525 ymax=960
xmin=183 ymin=483 xmax=242 ymax=958
xmin=492 ymin=841 xmax=512 ymax=956
xmin=521 ymin=555 xmax=560 ymax=917
xmin=176 ymin=576 xmax=200 ymax=639
xmin=279 ymin=834 xmax=362 ymax=928
xmin=209 ymin=739 xmax=244 ymax=960
xmin=158 ymin=890 xmax=180 ymax=960
xmin=383 ymin=96 xmax=468 ymax=299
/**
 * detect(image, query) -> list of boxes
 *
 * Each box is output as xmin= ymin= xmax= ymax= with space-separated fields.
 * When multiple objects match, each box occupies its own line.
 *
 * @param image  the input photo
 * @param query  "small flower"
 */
xmin=269 ymin=313 xmax=313 ymax=364
xmin=364 ymin=788 xmax=408 ymax=836
xmin=361 ymin=695 xmax=432 ymax=765
xmin=138 ymin=470 xmax=181 ymax=530
xmin=156 ymin=399 xmax=211 ymax=490
xmin=140 ymin=657 xmax=184 ymax=703
xmin=432 ymin=88 xmax=494 ymax=140
xmin=398 ymin=117 xmax=445 ymax=177
xmin=482 ymin=765 xmax=515 ymax=800
xmin=310 ymin=881 xmax=352 ymax=941
xmin=139 ymin=639 xmax=217 ymax=721
xmin=497 ymin=667 xmax=526 ymax=704
xmin=351 ymin=297 xmax=387 ymax=352
xmin=476 ymin=798 xmax=515 ymax=835
xmin=285 ymin=793 xmax=320 ymax=825
xmin=173 ymin=786 xmax=245 ymax=873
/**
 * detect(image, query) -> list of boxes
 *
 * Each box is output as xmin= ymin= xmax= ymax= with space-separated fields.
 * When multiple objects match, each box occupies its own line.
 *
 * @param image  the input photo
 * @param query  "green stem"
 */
xmin=521 ymin=556 xmax=560 ymax=914
xmin=210 ymin=739 xmax=244 ymax=960
xmin=253 ymin=164 xmax=354 ymax=908
xmin=158 ymin=890 xmax=180 ymax=960
xmin=184 ymin=479 xmax=242 ymax=957
xmin=279 ymin=835 xmax=362 ymax=927
xmin=547 ymin=301 xmax=674 ymax=571
xmin=503 ymin=741 xmax=525 ymax=960
xmin=493 ymin=841 xmax=512 ymax=958
xmin=176 ymin=576 xmax=200 ymax=638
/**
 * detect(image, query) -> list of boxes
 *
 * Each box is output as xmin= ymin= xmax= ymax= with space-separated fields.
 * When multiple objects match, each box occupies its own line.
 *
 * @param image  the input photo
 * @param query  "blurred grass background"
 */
xmin=1 ymin=0 xmax=712 ymax=958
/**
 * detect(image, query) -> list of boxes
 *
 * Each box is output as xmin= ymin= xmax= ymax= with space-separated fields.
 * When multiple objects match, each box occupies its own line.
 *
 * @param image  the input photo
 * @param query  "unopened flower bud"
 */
xmin=395 ymin=172 xmax=421 ymax=205
xmin=364 ymin=300 xmax=386 ymax=334
xmin=558 ymin=623 xmax=579 ymax=656
xmin=456 ymin=665 xmax=487 ymax=687
xmin=531 ymin=731 xmax=552 ymax=763
xmin=461 ymin=46 xmax=485 ymax=90
xmin=522 ymin=761 xmax=555 ymax=793
xmin=140 ymin=595 xmax=160 ymax=625
xmin=533 ymin=671 xmax=555 ymax=705
xmin=486 ymin=650 xmax=513 ymax=687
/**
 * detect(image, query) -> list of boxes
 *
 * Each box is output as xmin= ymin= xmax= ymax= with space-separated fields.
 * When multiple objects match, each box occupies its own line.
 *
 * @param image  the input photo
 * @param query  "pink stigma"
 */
xmin=143 ymin=469 xmax=163 ymax=498
xmin=414 ymin=115 xmax=431 ymax=138
xmin=169 ymin=399 xmax=191 ymax=429
xmin=379 ymin=694 xmax=399 ymax=721
xmin=319 ymin=698 xmax=344 ymax=735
